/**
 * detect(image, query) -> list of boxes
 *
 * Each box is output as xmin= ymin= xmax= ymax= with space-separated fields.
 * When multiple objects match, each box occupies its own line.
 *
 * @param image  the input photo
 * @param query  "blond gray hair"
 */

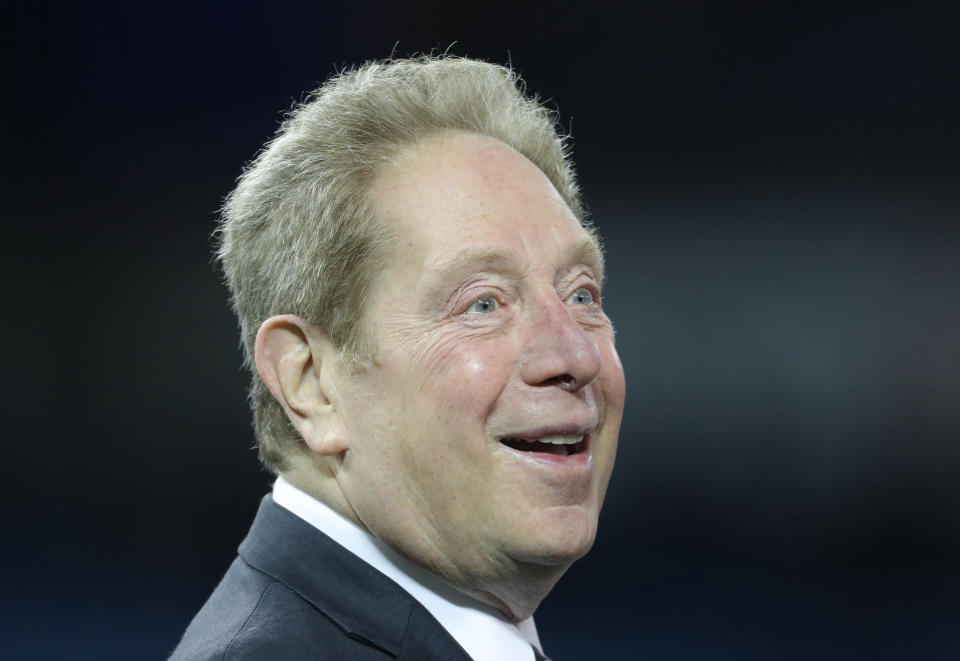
xmin=217 ymin=55 xmax=586 ymax=472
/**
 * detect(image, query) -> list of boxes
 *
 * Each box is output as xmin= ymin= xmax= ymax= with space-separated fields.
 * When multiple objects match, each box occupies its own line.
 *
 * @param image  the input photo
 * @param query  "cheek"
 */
xmin=595 ymin=338 xmax=625 ymax=476
xmin=405 ymin=331 xmax=516 ymax=425
xmin=597 ymin=335 xmax=626 ymax=407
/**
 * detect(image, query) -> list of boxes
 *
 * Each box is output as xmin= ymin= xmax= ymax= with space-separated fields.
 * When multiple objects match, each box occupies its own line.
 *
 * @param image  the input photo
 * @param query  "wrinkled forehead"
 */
xmin=369 ymin=130 xmax=604 ymax=275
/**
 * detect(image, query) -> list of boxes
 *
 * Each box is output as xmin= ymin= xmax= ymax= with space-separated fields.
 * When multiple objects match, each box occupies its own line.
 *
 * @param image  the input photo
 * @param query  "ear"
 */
xmin=254 ymin=315 xmax=348 ymax=456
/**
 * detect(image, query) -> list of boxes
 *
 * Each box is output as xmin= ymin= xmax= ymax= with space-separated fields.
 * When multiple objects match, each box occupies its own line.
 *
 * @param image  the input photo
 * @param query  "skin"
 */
xmin=256 ymin=131 xmax=625 ymax=621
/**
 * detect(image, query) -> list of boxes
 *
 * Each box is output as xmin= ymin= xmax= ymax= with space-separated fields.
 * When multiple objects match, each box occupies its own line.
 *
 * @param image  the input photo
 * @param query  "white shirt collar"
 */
xmin=272 ymin=476 xmax=543 ymax=661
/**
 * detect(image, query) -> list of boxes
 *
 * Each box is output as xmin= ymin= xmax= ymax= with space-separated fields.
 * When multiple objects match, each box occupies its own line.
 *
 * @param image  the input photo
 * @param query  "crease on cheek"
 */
xmin=415 ymin=332 xmax=505 ymax=417
xmin=400 ymin=326 xmax=484 ymax=380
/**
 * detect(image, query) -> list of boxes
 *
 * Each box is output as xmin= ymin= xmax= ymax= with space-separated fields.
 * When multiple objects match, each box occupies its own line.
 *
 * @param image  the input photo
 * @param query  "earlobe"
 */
xmin=254 ymin=315 xmax=348 ymax=456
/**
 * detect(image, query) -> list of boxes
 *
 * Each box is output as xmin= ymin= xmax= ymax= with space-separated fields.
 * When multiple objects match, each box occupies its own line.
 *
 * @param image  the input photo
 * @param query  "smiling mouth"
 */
xmin=500 ymin=435 xmax=587 ymax=456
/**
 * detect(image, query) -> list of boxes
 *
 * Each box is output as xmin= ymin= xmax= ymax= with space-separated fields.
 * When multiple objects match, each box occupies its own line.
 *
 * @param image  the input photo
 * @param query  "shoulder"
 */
xmin=168 ymin=557 xmax=391 ymax=661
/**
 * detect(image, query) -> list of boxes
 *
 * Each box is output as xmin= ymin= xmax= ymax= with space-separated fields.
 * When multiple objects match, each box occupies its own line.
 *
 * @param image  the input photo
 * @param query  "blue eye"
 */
xmin=467 ymin=296 xmax=499 ymax=313
xmin=567 ymin=287 xmax=594 ymax=305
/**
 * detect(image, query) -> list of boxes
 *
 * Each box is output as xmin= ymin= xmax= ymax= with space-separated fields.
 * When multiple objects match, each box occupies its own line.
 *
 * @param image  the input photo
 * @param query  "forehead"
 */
xmin=370 ymin=131 xmax=602 ymax=274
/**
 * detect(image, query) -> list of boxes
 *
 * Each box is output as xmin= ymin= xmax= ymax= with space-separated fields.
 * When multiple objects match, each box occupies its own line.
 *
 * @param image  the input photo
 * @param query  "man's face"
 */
xmin=331 ymin=132 xmax=625 ymax=596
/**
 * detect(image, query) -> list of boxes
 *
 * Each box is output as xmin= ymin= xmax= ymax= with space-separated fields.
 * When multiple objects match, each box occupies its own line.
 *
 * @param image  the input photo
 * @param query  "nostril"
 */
xmin=542 ymin=374 xmax=577 ymax=390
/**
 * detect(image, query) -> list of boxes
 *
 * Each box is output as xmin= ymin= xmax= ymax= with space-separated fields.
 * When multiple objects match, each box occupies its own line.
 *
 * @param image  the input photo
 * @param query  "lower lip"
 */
xmin=499 ymin=435 xmax=593 ymax=468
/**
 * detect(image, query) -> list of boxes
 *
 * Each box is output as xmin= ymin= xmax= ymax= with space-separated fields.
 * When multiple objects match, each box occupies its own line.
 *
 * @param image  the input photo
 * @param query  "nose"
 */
xmin=519 ymin=295 xmax=603 ymax=390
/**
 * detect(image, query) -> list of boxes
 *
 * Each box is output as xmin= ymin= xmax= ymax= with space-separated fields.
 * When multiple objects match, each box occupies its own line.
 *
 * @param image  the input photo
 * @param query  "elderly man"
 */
xmin=170 ymin=56 xmax=625 ymax=661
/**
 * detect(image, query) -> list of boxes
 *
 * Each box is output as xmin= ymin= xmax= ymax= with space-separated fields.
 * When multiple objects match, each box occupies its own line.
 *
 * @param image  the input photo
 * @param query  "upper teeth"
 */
xmin=536 ymin=435 xmax=583 ymax=445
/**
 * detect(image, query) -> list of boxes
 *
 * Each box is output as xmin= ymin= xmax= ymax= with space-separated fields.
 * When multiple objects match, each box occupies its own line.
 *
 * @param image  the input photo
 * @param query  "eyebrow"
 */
xmin=428 ymin=249 xmax=517 ymax=278
xmin=428 ymin=237 xmax=605 ymax=283
xmin=569 ymin=237 xmax=606 ymax=284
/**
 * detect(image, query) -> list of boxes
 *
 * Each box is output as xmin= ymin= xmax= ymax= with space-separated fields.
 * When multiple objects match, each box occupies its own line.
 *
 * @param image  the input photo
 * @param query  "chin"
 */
xmin=511 ymin=508 xmax=599 ymax=567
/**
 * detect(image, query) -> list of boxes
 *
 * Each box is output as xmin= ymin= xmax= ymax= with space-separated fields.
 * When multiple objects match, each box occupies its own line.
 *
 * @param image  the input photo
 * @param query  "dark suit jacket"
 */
xmin=168 ymin=495 xmax=473 ymax=660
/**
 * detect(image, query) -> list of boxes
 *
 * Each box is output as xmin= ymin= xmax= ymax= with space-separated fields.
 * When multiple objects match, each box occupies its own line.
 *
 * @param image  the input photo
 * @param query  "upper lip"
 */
xmin=498 ymin=422 xmax=596 ymax=442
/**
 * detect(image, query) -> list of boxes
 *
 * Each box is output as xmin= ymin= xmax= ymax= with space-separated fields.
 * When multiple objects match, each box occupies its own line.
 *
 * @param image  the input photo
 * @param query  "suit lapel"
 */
xmin=238 ymin=495 xmax=472 ymax=660
xmin=396 ymin=605 xmax=475 ymax=661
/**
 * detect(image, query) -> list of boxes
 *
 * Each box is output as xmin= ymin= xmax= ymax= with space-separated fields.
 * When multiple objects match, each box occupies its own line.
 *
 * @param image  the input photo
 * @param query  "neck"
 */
xmin=464 ymin=563 xmax=569 ymax=622
xmin=280 ymin=457 xmax=570 ymax=622
xmin=280 ymin=454 xmax=359 ymax=525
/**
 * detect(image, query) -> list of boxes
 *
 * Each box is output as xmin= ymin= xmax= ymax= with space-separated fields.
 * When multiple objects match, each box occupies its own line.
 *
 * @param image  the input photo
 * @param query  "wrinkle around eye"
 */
xmin=556 ymin=265 xmax=603 ymax=303
xmin=568 ymin=297 xmax=610 ymax=331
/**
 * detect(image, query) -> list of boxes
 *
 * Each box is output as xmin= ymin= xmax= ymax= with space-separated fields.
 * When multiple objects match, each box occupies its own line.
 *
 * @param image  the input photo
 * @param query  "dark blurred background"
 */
xmin=5 ymin=2 xmax=959 ymax=659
